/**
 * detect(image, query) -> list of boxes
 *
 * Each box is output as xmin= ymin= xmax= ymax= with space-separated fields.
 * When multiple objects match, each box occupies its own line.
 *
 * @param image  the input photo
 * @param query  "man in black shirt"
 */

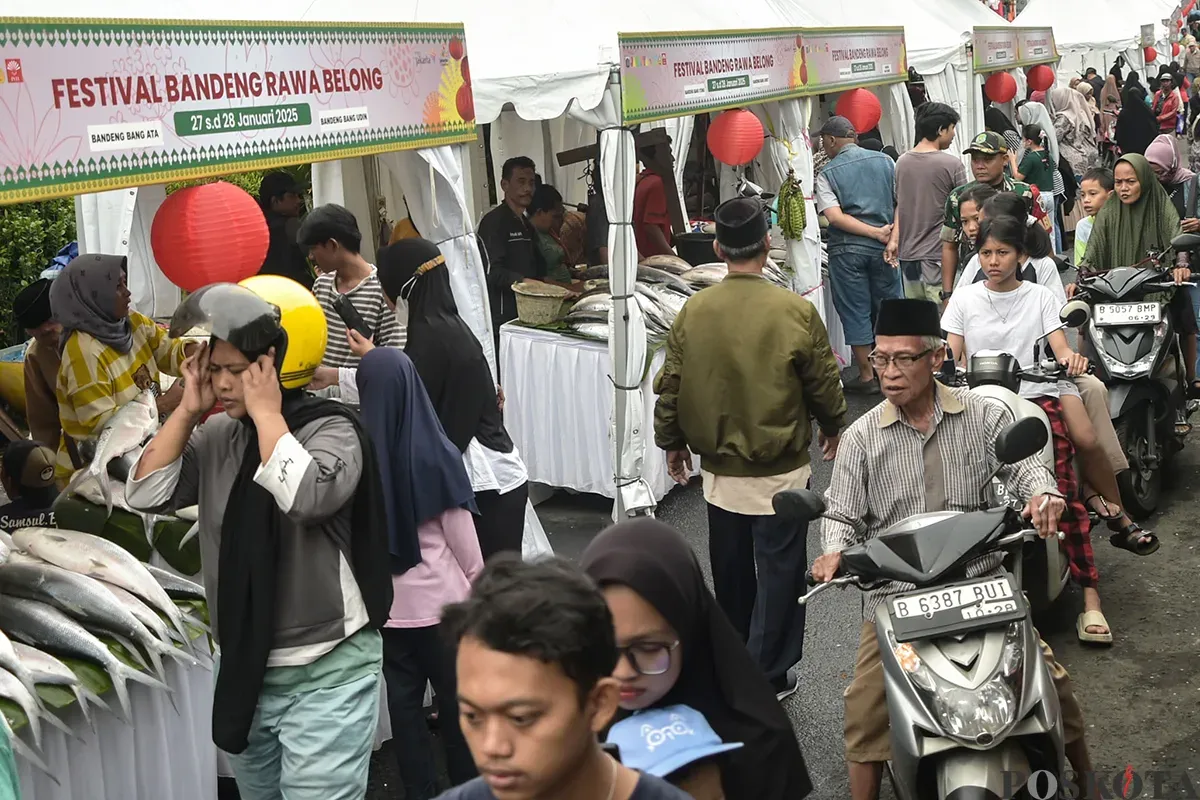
xmin=478 ymin=157 xmax=544 ymax=344
xmin=257 ymin=171 xmax=314 ymax=287
xmin=434 ymin=557 xmax=690 ymax=800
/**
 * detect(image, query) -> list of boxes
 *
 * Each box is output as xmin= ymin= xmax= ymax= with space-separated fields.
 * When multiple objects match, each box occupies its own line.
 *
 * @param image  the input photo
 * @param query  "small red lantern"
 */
xmin=706 ymin=109 xmax=764 ymax=166
xmin=1145 ymin=46 xmax=1159 ymax=63
xmin=456 ymin=84 xmax=475 ymax=121
xmin=1175 ymin=42 xmax=1183 ymax=57
xmin=1026 ymin=64 xmax=1055 ymax=92
xmin=984 ymin=71 xmax=1018 ymax=104
xmin=835 ymin=88 xmax=883 ymax=134
xmin=150 ymin=182 xmax=269 ymax=292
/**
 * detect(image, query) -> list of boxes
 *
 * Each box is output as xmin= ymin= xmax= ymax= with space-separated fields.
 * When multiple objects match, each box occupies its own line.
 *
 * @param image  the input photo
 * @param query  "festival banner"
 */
xmin=1014 ymin=27 xmax=1058 ymax=66
xmin=619 ymin=27 xmax=906 ymax=125
xmin=972 ymin=27 xmax=1020 ymax=72
xmin=973 ymin=27 xmax=1058 ymax=72
xmin=0 ymin=18 xmax=477 ymax=205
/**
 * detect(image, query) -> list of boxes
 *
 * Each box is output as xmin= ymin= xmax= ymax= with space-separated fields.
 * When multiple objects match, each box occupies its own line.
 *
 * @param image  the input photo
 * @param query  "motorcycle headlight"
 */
xmin=888 ymin=624 xmax=1024 ymax=745
xmin=1090 ymin=320 xmax=1166 ymax=379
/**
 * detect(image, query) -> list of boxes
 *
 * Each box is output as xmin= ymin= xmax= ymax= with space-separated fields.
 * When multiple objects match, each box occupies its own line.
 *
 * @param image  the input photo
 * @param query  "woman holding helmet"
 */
xmin=126 ymin=275 xmax=394 ymax=800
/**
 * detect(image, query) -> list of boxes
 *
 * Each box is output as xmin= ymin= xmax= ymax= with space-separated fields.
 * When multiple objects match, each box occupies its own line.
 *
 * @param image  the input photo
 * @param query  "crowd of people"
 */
xmin=7 ymin=63 xmax=1197 ymax=799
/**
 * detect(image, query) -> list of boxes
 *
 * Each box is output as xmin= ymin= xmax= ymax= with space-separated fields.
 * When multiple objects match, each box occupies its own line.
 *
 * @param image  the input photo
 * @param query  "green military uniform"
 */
xmin=939 ymin=131 xmax=1035 ymax=248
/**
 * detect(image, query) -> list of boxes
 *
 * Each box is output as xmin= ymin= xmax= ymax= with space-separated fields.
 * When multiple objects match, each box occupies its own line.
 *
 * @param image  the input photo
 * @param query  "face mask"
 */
xmin=393 ymin=298 xmax=409 ymax=329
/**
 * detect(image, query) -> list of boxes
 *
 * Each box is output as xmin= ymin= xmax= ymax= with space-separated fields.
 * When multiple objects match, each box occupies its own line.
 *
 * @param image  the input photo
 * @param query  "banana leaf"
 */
xmin=52 ymin=496 xmax=201 ymax=575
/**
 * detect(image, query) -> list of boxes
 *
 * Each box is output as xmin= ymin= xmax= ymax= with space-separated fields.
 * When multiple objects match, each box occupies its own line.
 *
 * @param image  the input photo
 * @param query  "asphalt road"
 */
xmin=359 ymin=391 xmax=1200 ymax=799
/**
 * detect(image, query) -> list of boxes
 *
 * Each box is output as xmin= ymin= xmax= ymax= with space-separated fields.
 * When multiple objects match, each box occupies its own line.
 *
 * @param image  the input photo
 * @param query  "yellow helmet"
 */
xmin=168 ymin=275 xmax=327 ymax=390
xmin=238 ymin=275 xmax=327 ymax=389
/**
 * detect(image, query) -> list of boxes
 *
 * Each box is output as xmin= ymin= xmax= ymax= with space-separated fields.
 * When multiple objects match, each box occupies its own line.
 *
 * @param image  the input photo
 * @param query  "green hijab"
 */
xmin=1081 ymin=154 xmax=1181 ymax=269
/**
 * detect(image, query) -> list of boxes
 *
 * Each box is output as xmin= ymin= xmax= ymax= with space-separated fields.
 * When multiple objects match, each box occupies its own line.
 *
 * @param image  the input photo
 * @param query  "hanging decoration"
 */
xmin=777 ymin=170 xmax=807 ymax=241
xmin=1175 ymin=42 xmax=1183 ymax=57
xmin=1145 ymin=46 xmax=1159 ymax=63
xmin=834 ymin=88 xmax=883 ymax=134
xmin=150 ymin=182 xmax=269 ymax=292
xmin=1026 ymin=64 xmax=1055 ymax=92
xmin=984 ymin=72 xmax=1018 ymax=104
xmin=706 ymin=109 xmax=765 ymax=166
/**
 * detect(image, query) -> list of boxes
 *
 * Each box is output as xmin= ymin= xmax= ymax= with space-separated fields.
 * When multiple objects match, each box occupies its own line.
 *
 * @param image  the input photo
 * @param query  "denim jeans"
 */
xmin=828 ymin=250 xmax=902 ymax=346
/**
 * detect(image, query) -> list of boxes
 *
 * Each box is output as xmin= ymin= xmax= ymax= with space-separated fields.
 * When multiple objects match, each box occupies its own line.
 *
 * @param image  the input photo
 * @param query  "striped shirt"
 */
xmin=821 ymin=382 xmax=1059 ymax=621
xmin=55 ymin=312 xmax=188 ymax=481
xmin=311 ymin=268 xmax=405 ymax=368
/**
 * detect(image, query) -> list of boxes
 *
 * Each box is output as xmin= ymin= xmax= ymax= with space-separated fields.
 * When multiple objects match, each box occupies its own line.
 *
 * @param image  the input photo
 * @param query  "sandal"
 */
xmin=1108 ymin=522 xmax=1161 ymax=556
xmin=1084 ymin=493 xmax=1122 ymax=521
xmin=1076 ymin=610 xmax=1113 ymax=646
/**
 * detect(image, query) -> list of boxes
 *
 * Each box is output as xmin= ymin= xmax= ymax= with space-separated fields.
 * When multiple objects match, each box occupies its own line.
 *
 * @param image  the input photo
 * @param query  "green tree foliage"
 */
xmin=0 ymin=198 xmax=76 ymax=346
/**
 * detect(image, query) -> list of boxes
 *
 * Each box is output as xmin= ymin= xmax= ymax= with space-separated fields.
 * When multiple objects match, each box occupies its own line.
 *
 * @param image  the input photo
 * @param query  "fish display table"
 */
xmin=17 ymin=654 xmax=217 ymax=800
xmin=498 ymin=323 xmax=693 ymax=502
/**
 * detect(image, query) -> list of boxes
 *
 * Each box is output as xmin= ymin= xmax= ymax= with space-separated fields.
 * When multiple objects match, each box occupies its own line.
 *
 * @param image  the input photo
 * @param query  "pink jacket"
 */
xmin=385 ymin=507 xmax=484 ymax=628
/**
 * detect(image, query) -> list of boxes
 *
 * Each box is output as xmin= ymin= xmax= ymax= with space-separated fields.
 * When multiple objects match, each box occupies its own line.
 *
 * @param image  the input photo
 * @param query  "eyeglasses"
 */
xmin=617 ymin=640 xmax=680 ymax=676
xmin=867 ymin=348 xmax=936 ymax=370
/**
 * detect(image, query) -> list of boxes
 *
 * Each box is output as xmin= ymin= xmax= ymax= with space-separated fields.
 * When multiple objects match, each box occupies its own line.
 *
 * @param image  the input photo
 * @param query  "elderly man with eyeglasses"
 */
xmin=810 ymin=298 xmax=1098 ymax=800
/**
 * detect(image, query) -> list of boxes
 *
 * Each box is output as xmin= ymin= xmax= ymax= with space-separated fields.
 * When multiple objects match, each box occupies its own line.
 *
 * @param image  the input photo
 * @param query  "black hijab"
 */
xmin=581 ymin=520 xmax=812 ymax=800
xmin=1116 ymin=86 xmax=1160 ymax=156
xmin=357 ymin=347 xmax=477 ymax=565
xmin=377 ymin=238 xmax=513 ymax=454
xmin=985 ymin=105 xmax=1018 ymax=137
xmin=214 ymin=387 xmax=393 ymax=754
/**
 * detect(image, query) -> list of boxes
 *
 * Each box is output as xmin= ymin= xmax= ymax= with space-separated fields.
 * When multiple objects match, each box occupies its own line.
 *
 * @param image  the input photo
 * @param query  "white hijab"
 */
xmin=1017 ymin=101 xmax=1060 ymax=165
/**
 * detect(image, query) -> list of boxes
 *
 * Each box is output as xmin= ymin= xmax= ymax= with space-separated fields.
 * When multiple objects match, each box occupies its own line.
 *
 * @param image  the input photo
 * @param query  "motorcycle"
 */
xmin=774 ymin=417 xmax=1065 ymax=800
xmin=939 ymin=301 xmax=1090 ymax=611
xmin=1071 ymin=246 xmax=1196 ymax=518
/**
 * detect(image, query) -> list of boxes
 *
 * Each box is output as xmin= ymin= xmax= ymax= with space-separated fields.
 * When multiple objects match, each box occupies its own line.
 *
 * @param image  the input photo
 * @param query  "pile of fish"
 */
xmin=0 ymin=527 xmax=207 ymax=782
xmin=563 ymin=253 xmax=795 ymax=343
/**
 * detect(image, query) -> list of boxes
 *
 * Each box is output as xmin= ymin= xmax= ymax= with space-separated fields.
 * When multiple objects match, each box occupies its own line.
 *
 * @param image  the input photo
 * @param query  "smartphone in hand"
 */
xmin=331 ymin=293 xmax=373 ymax=340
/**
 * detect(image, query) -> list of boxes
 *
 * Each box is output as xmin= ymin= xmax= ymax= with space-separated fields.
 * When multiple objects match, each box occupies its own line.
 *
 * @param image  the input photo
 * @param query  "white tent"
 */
xmin=1017 ymin=0 xmax=1150 ymax=80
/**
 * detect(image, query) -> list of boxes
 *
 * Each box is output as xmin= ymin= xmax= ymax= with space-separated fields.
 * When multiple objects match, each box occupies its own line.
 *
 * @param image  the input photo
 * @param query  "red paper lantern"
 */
xmin=456 ymin=84 xmax=475 ymax=121
xmin=150 ymin=182 xmax=269 ymax=292
xmin=1175 ymin=42 xmax=1183 ymax=57
xmin=835 ymin=88 xmax=883 ymax=134
xmin=1145 ymin=46 xmax=1159 ymax=63
xmin=1026 ymin=64 xmax=1055 ymax=92
xmin=706 ymin=109 xmax=764 ymax=166
xmin=984 ymin=71 xmax=1018 ymax=104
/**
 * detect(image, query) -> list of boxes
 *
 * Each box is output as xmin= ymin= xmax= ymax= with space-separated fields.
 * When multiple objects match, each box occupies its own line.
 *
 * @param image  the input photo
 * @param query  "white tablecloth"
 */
xmin=499 ymin=324 xmax=684 ymax=502
xmin=19 ymin=654 xmax=216 ymax=800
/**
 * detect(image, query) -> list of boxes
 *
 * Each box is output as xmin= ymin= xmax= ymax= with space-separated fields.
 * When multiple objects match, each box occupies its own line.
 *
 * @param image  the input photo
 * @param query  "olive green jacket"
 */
xmin=653 ymin=273 xmax=847 ymax=477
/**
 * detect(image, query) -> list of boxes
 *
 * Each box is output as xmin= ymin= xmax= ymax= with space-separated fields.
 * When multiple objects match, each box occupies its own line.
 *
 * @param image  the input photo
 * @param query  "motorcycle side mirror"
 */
xmin=994 ymin=417 xmax=1049 ymax=465
xmin=772 ymin=489 xmax=826 ymax=522
xmin=1171 ymin=232 xmax=1200 ymax=251
xmin=1059 ymin=300 xmax=1090 ymax=328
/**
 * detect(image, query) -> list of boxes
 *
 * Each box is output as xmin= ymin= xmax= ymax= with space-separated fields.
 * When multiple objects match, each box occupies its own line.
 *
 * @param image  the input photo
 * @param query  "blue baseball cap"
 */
xmin=605 ymin=705 xmax=743 ymax=779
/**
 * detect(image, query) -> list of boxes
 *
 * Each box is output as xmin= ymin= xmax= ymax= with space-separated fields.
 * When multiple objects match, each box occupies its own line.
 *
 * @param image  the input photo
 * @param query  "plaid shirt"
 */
xmin=821 ymin=382 xmax=1060 ymax=621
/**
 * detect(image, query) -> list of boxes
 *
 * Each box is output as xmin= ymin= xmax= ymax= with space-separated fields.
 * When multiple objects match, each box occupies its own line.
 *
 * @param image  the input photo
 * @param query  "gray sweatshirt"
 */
xmin=126 ymin=413 xmax=369 ymax=667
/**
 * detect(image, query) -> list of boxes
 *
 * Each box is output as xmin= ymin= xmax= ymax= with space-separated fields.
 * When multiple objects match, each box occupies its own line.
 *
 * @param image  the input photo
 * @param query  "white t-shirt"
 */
xmin=941 ymin=281 xmax=1063 ymax=400
xmin=956 ymin=255 xmax=1068 ymax=305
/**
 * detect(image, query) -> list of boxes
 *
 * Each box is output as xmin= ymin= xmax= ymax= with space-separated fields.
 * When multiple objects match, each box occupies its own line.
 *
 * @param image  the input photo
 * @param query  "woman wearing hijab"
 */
xmin=356 ymin=347 xmax=481 ymax=799
xmin=985 ymin=103 xmax=1022 ymax=154
xmin=315 ymin=237 xmax=531 ymax=559
xmin=1082 ymin=153 xmax=1198 ymax=415
xmin=1116 ymin=85 xmax=1159 ymax=156
xmin=50 ymin=254 xmax=193 ymax=483
xmin=1101 ymin=66 xmax=1123 ymax=113
xmin=582 ymin=519 xmax=811 ymax=800
xmin=1050 ymin=86 xmax=1099 ymax=177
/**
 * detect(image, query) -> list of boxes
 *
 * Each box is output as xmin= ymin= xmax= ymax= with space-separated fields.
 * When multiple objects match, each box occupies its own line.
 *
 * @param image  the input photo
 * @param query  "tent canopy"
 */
xmin=1017 ymin=0 xmax=1140 ymax=52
